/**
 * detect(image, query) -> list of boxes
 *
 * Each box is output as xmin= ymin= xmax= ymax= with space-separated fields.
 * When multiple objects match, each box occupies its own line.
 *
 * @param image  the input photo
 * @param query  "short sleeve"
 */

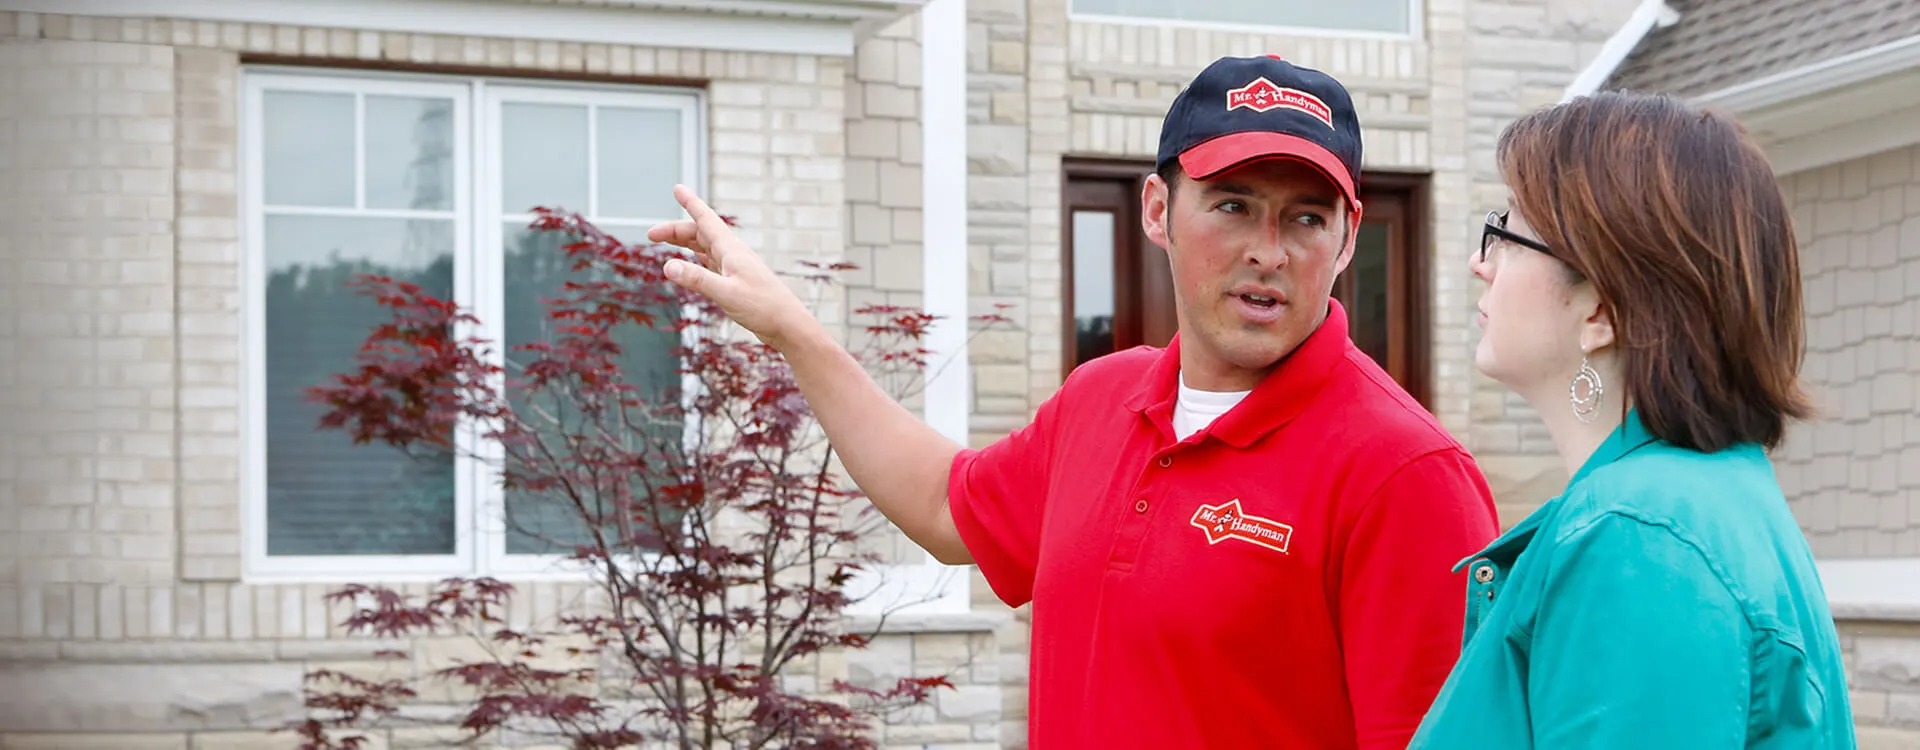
xmin=947 ymin=389 xmax=1066 ymax=608
xmin=1338 ymin=448 xmax=1502 ymax=750
xmin=1525 ymin=513 xmax=1752 ymax=749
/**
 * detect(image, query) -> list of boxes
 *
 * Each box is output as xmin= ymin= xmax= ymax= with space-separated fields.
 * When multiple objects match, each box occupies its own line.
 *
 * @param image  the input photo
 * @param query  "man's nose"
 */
xmin=1245 ymin=226 xmax=1288 ymax=269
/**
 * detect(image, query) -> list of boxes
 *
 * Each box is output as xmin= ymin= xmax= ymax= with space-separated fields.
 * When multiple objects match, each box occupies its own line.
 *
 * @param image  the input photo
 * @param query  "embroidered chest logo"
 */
xmin=1225 ymin=77 xmax=1335 ymax=129
xmin=1190 ymin=499 xmax=1293 ymax=553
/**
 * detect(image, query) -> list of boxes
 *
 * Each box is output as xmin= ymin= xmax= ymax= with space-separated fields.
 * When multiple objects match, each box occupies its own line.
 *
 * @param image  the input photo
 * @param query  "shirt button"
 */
xmin=1474 ymin=565 xmax=1496 ymax=584
xmin=1158 ymin=456 xmax=1172 ymax=468
xmin=1134 ymin=499 xmax=1149 ymax=513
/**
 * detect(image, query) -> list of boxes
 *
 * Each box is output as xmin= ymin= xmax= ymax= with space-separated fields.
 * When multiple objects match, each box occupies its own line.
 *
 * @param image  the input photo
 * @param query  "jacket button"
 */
xmin=1158 ymin=456 xmax=1172 ymax=468
xmin=1134 ymin=499 xmax=1149 ymax=513
xmin=1474 ymin=565 xmax=1496 ymax=584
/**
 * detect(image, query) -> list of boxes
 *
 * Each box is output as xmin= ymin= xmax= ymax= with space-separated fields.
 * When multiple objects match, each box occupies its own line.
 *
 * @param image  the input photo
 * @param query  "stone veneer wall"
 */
xmin=1776 ymin=145 xmax=1920 ymax=559
xmin=1774 ymin=145 xmax=1920 ymax=748
xmin=0 ymin=8 xmax=1005 ymax=748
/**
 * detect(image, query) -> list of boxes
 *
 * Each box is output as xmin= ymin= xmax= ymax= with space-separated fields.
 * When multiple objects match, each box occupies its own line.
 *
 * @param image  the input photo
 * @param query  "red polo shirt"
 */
xmin=948 ymin=300 xmax=1499 ymax=749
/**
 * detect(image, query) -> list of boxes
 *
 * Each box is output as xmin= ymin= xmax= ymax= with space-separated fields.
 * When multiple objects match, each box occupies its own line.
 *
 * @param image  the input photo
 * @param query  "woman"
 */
xmin=1408 ymin=91 xmax=1856 ymax=748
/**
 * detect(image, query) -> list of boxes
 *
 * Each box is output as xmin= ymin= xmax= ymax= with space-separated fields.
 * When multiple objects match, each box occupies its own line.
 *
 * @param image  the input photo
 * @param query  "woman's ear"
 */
xmin=1574 ymin=286 xmax=1616 ymax=355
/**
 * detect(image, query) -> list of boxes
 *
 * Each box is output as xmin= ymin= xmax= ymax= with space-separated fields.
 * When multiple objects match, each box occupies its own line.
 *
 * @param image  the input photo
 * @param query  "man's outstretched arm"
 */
xmin=648 ymin=185 xmax=973 ymax=565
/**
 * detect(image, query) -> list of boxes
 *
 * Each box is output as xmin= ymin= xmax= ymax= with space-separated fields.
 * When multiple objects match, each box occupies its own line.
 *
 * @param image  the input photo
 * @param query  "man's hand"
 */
xmin=644 ymin=185 xmax=974 ymax=565
xmin=648 ymin=184 xmax=811 ymax=348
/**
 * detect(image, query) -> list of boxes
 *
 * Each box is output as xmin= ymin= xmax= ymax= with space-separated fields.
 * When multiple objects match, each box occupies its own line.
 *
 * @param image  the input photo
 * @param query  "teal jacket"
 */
xmin=1409 ymin=411 xmax=1855 ymax=749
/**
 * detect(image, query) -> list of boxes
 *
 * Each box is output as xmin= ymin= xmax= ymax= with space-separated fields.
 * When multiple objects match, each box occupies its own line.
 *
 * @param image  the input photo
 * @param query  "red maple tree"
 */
xmin=285 ymin=208 xmax=1009 ymax=749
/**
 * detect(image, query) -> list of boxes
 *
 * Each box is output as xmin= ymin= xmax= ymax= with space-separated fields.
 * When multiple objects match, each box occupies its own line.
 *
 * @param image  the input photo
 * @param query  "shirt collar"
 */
xmin=1124 ymin=299 xmax=1353 ymax=448
xmin=1451 ymin=408 xmax=1662 ymax=571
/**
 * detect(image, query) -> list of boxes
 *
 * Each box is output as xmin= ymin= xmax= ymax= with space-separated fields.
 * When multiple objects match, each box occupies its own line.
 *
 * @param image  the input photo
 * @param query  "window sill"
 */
xmin=844 ymin=611 xmax=1012 ymax=635
xmin=1820 ymin=558 xmax=1920 ymax=622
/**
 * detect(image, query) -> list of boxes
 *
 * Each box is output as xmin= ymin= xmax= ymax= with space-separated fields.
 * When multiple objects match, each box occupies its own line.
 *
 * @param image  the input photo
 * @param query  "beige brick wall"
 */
xmin=1063 ymin=27 xmax=1433 ymax=166
xmin=0 ymin=31 xmax=181 ymax=602
xmin=2 ymin=8 xmax=857 ymax=588
xmin=843 ymin=13 xmax=932 ymax=569
xmin=1776 ymin=144 xmax=1920 ymax=559
xmin=0 ymin=7 xmax=1007 ymax=746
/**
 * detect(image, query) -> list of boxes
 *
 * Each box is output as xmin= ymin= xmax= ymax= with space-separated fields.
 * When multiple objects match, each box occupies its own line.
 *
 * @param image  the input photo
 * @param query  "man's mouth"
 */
xmin=1238 ymin=293 xmax=1278 ymax=309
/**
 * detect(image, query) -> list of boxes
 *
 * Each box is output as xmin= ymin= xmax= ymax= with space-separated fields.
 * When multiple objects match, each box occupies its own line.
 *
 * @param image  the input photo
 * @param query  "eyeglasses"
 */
xmin=1479 ymin=210 xmax=1553 ymax=264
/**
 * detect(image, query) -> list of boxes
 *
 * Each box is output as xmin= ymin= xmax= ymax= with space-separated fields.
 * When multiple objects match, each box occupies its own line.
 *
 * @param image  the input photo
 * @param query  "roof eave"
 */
xmin=1692 ymin=34 xmax=1920 ymax=114
xmin=13 ymin=0 xmax=927 ymax=56
xmin=1688 ymin=34 xmax=1920 ymax=174
xmin=1561 ymin=0 xmax=1680 ymax=103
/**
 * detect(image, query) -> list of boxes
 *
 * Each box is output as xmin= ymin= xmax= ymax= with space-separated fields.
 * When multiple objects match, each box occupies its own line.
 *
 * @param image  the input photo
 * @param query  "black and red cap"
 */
xmin=1157 ymin=54 xmax=1363 ymax=206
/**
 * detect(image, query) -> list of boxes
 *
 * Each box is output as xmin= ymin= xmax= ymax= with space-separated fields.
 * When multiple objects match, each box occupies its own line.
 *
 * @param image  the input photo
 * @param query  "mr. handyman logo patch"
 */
xmin=1225 ymin=77 xmax=1334 ymax=129
xmin=1190 ymin=499 xmax=1293 ymax=554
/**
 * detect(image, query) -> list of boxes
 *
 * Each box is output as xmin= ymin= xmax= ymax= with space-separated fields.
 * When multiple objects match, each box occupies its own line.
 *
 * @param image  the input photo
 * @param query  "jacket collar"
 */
xmin=1452 ymin=408 xmax=1662 ymax=571
xmin=1123 ymin=299 xmax=1352 ymax=449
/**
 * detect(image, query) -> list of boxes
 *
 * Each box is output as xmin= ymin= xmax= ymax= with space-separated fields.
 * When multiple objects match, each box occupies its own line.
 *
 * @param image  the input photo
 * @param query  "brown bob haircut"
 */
xmin=1495 ymin=90 xmax=1813 ymax=454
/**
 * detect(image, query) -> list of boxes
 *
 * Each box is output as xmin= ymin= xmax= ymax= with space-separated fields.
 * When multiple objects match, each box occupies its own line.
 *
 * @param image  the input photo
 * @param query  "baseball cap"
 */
xmin=1157 ymin=54 xmax=1363 ymax=207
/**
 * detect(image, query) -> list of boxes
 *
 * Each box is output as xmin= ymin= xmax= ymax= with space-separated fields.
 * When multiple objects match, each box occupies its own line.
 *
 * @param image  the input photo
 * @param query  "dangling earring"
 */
xmin=1570 ymin=353 xmax=1602 ymax=424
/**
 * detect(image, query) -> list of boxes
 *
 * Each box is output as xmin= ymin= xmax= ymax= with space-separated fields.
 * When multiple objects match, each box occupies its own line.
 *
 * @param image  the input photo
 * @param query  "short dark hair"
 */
xmin=1496 ymin=90 xmax=1814 ymax=453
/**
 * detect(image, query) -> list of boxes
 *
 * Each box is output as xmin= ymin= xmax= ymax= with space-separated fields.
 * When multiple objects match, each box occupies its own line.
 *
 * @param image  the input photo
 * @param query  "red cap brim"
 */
xmin=1178 ymin=131 xmax=1357 ymax=205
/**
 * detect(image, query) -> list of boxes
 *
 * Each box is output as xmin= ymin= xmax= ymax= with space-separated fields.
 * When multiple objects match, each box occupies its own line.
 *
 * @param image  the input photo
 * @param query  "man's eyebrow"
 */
xmin=1197 ymin=182 xmax=1342 ymax=208
xmin=1199 ymin=182 xmax=1256 ymax=196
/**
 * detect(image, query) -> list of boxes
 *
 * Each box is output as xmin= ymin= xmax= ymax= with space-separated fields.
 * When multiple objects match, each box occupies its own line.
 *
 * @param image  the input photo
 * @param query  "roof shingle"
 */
xmin=1604 ymin=0 xmax=1920 ymax=98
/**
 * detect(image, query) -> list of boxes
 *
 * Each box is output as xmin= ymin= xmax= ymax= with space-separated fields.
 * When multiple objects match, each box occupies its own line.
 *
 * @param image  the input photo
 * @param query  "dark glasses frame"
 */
xmin=1479 ymin=210 xmax=1553 ymax=264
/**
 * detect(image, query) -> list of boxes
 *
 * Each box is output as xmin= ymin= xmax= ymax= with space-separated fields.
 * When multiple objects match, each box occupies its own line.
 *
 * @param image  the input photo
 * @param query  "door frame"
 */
xmin=1350 ymin=170 xmax=1432 ymax=407
xmin=1060 ymin=157 xmax=1166 ymax=377
xmin=1057 ymin=158 xmax=1432 ymax=409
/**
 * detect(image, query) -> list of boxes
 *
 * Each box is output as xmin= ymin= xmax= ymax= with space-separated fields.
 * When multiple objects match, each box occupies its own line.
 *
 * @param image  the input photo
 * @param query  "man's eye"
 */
xmin=1296 ymin=213 xmax=1327 ymax=227
xmin=1215 ymin=200 xmax=1247 ymax=213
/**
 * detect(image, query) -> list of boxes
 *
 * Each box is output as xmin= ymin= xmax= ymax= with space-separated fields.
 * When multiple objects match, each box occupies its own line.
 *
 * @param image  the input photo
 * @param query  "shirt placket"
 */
xmin=1106 ymin=447 xmax=1180 ymax=573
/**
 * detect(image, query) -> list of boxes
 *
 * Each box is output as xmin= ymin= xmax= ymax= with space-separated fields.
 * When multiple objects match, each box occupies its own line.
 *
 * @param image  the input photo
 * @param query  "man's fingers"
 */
xmin=646 ymin=219 xmax=700 ymax=249
xmin=673 ymin=184 xmax=736 ymax=258
xmin=663 ymin=257 xmax=736 ymax=298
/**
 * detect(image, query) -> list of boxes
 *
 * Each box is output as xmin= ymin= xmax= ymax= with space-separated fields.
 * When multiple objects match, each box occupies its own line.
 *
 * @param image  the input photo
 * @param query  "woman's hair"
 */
xmin=1496 ymin=89 xmax=1814 ymax=453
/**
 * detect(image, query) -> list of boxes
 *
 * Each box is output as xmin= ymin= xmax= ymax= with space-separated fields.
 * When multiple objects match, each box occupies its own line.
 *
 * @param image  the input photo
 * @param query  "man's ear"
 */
xmin=1332 ymin=198 xmax=1363 ymax=276
xmin=1142 ymin=173 xmax=1172 ymax=251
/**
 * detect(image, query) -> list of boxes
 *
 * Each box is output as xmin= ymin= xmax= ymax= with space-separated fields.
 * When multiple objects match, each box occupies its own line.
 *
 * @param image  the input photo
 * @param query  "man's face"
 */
xmin=1141 ymin=158 xmax=1356 ymax=391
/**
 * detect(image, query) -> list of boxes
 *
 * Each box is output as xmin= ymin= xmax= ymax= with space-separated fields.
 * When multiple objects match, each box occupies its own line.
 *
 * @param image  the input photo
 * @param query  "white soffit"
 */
xmin=1692 ymin=35 xmax=1920 ymax=174
xmin=4 ymin=0 xmax=926 ymax=57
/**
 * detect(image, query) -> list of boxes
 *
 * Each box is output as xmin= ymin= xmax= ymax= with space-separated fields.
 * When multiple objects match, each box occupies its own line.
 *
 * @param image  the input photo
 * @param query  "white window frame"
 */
xmin=240 ymin=67 xmax=706 ymax=582
xmin=1067 ymin=0 xmax=1424 ymax=41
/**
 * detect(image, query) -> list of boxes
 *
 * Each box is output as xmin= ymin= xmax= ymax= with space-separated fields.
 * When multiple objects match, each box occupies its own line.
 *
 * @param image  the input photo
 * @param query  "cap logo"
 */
xmin=1225 ymin=77 xmax=1334 ymax=129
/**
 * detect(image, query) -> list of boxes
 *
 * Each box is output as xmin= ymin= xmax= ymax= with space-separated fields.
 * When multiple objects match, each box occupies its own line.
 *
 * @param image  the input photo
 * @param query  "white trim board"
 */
xmin=1561 ymin=0 xmax=1678 ymax=103
xmin=1674 ymin=34 xmax=1920 ymax=175
xmin=1762 ymin=99 xmax=1920 ymax=176
xmin=1820 ymin=558 xmax=1920 ymax=622
xmin=1067 ymin=4 xmax=1424 ymax=43
xmin=7 ymin=0 xmax=920 ymax=57
xmin=1695 ymin=34 xmax=1920 ymax=114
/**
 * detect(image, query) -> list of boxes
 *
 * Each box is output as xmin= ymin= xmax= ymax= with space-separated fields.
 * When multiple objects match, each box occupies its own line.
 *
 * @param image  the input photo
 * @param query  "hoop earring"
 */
xmin=1570 ymin=354 xmax=1603 ymax=424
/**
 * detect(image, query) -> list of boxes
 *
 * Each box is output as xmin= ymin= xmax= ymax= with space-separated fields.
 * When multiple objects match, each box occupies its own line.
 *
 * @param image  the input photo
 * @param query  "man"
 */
xmin=650 ymin=54 xmax=1499 ymax=749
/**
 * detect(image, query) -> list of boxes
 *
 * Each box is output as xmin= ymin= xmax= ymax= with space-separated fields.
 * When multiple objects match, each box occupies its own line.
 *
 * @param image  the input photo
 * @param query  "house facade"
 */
xmin=6 ymin=0 xmax=1916 ymax=746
